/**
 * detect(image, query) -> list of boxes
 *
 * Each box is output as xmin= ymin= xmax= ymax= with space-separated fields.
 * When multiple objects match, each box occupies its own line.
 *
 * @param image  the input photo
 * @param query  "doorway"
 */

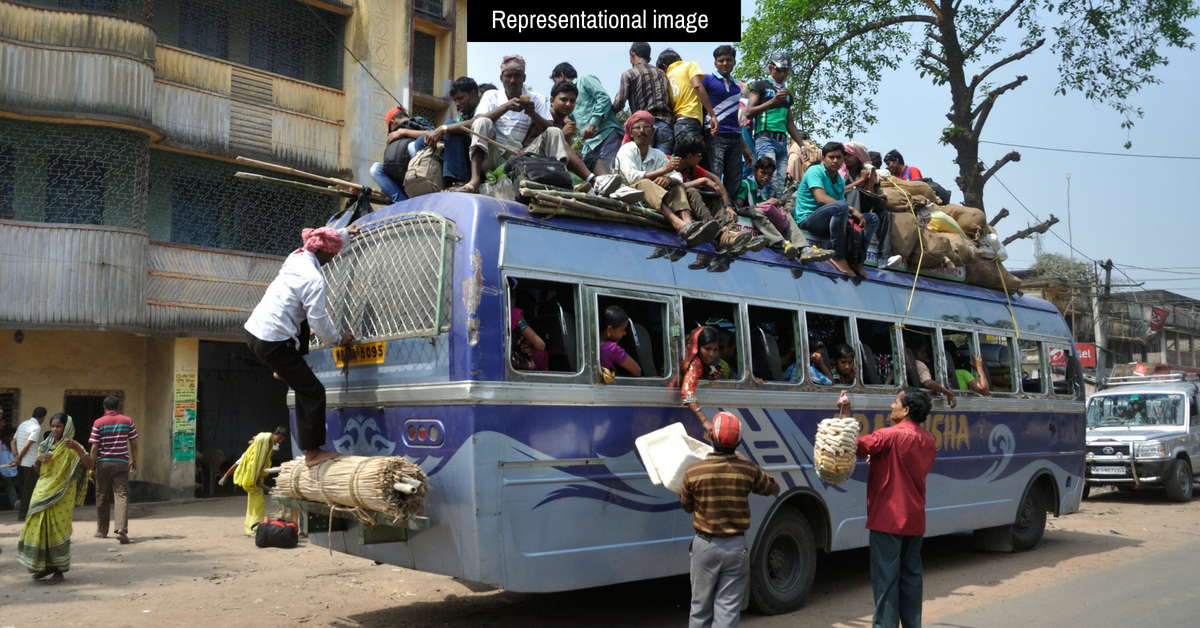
xmin=63 ymin=389 xmax=121 ymax=505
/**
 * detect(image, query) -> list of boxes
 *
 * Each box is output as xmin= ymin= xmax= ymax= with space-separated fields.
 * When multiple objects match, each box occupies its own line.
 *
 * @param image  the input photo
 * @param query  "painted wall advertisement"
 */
xmin=173 ymin=372 xmax=197 ymax=462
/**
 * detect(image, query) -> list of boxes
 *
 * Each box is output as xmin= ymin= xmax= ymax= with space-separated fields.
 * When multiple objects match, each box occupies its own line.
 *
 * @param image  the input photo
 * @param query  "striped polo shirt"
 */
xmin=681 ymin=454 xmax=778 ymax=537
xmin=89 ymin=411 xmax=140 ymax=463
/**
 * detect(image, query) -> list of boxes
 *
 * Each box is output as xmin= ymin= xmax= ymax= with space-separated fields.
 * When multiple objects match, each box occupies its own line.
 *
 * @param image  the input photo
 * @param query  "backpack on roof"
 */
xmin=404 ymin=144 xmax=444 ymax=198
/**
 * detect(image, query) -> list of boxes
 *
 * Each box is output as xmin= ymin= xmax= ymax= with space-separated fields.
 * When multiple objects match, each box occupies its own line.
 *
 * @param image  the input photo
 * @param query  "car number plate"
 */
xmin=1092 ymin=466 xmax=1126 ymax=475
xmin=333 ymin=342 xmax=386 ymax=367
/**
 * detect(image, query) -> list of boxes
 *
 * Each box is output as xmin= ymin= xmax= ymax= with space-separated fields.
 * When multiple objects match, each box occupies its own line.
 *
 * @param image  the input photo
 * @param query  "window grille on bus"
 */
xmin=316 ymin=212 xmax=456 ymax=347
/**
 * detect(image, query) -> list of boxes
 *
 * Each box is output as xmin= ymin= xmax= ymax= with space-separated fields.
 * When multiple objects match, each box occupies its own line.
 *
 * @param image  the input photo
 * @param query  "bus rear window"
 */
xmin=749 ymin=306 xmax=798 ymax=383
xmin=509 ymin=278 xmax=579 ymax=374
xmin=598 ymin=295 xmax=668 ymax=380
xmin=684 ymin=298 xmax=740 ymax=381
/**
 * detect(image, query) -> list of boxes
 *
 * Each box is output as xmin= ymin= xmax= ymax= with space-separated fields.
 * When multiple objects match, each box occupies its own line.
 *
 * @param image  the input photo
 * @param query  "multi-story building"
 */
xmin=0 ymin=0 xmax=467 ymax=500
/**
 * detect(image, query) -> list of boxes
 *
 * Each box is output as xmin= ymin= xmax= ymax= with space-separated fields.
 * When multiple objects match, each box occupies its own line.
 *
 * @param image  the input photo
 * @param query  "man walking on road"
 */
xmin=89 ymin=396 xmax=139 ymax=544
xmin=847 ymin=388 xmax=936 ymax=628
xmin=681 ymin=411 xmax=780 ymax=627
xmin=4 ymin=406 xmax=46 ymax=520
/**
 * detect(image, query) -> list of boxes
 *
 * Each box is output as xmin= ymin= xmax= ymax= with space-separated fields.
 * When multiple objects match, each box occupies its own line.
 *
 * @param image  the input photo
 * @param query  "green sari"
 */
xmin=17 ymin=416 xmax=88 ymax=573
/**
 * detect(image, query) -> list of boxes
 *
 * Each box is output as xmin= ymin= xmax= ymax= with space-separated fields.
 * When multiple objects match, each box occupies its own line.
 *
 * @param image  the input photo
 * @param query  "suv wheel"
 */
xmin=1164 ymin=459 xmax=1193 ymax=503
xmin=747 ymin=507 xmax=817 ymax=615
xmin=1011 ymin=482 xmax=1047 ymax=551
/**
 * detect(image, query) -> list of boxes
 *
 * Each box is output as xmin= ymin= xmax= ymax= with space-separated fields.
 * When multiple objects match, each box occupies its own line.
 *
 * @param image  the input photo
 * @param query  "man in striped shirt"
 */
xmin=89 ymin=396 xmax=139 ymax=544
xmin=681 ymin=412 xmax=779 ymax=628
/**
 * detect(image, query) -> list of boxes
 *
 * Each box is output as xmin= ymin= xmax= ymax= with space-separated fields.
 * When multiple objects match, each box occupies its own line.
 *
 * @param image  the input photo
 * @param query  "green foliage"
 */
xmin=1030 ymin=252 xmax=1097 ymax=285
xmin=736 ymin=0 xmax=1197 ymax=144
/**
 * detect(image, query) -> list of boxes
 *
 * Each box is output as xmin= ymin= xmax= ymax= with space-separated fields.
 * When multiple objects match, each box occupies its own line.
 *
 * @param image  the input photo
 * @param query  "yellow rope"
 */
xmin=994 ymin=255 xmax=1021 ymax=341
xmin=892 ymin=181 xmax=924 ymax=331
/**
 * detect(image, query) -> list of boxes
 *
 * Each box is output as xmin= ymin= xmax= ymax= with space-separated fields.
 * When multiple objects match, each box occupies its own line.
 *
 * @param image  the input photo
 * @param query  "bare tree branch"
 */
xmin=1003 ymin=215 xmax=1059 ymax=246
xmin=989 ymin=208 xmax=1010 ymax=227
xmin=970 ymin=39 xmax=1045 ymax=91
xmin=926 ymin=30 xmax=945 ymax=46
xmin=973 ymin=75 xmax=1028 ymax=133
xmin=981 ymin=151 xmax=1021 ymax=185
xmin=963 ymin=0 xmax=1030 ymax=60
xmin=919 ymin=0 xmax=944 ymax=22
xmin=922 ymin=48 xmax=949 ymax=67
xmin=919 ymin=61 xmax=949 ymax=79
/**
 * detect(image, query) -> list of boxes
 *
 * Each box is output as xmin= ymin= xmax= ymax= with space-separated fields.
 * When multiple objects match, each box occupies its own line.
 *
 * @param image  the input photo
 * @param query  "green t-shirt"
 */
xmin=956 ymin=369 xmax=975 ymax=391
xmin=750 ymin=80 xmax=793 ymax=134
xmin=794 ymin=164 xmax=845 ymax=223
xmin=736 ymin=179 xmax=759 ymax=205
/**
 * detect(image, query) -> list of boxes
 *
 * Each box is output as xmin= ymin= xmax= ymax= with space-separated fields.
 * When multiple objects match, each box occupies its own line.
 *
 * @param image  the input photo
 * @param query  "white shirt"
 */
xmin=15 ymin=417 xmax=41 ymax=467
xmin=614 ymin=141 xmax=682 ymax=184
xmin=476 ymin=87 xmax=550 ymax=151
xmin=244 ymin=249 xmax=343 ymax=348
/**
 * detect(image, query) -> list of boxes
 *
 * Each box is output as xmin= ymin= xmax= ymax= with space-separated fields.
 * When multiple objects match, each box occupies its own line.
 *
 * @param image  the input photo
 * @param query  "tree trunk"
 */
xmin=955 ymin=139 xmax=985 ymax=210
xmin=936 ymin=1 xmax=987 ymax=211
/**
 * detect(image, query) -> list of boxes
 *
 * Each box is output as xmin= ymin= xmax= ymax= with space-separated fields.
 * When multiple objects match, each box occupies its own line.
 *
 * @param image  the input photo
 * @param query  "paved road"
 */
xmin=929 ymin=538 xmax=1200 ymax=628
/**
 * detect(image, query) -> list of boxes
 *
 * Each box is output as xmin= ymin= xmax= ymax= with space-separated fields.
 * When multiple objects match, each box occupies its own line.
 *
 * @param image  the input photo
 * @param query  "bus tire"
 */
xmin=1164 ymin=459 xmax=1193 ymax=503
xmin=1011 ymin=482 xmax=1047 ymax=552
xmin=1081 ymin=484 xmax=1090 ymax=500
xmin=747 ymin=507 xmax=816 ymax=615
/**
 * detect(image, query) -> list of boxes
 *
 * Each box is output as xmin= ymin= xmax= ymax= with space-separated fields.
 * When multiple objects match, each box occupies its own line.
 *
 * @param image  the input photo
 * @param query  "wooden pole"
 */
xmin=235 ymin=172 xmax=357 ymax=199
xmin=530 ymin=193 xmax=666 ymax=228
xmin=236 ymin=156 xmax=391 ymax=204
xmin=463 ymin=127 xmax=519 ymax=156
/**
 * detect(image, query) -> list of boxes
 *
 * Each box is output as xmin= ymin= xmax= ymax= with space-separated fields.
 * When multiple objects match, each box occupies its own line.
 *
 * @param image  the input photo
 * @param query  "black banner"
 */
xmin=467 ymin=1 xmax=741 ymax=43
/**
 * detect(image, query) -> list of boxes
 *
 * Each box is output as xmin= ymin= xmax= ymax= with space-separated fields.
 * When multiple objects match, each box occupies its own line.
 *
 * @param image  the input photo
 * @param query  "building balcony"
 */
xmin=153 ymin=44 xmax=346 ymax=174
xmin=0 ymin=0 xmax=157 ymax=132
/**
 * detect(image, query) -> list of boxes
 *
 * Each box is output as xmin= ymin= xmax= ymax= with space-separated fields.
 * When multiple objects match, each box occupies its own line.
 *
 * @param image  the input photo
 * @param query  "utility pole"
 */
xmin=1092 ymin=259 xmax=1114 ymax=388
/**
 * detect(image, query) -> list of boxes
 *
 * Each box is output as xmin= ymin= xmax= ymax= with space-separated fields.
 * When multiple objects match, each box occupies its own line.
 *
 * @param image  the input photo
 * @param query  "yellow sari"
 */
xmin=17 ymin=416 xmax=87 ymax=573
xmin=234 ymin=432 xmax=274 ymax=535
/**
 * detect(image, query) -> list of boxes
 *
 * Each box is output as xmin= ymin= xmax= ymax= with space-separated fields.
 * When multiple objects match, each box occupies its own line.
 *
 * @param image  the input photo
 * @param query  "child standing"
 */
xmin=599 ymin=305 xmax=642 ymax=381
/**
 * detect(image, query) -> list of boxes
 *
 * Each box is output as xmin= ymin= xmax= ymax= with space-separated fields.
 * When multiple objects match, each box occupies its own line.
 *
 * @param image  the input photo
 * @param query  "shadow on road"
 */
xmin=341 ymin=527 xmax=1141 ymax=628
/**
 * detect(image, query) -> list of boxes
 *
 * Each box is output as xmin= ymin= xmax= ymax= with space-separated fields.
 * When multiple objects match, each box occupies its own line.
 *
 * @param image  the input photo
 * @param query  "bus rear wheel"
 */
xmin=1011 ymin=483 xmax=1047 ymax=551
xmin=747 ymin=507 xmax=816 ymax=615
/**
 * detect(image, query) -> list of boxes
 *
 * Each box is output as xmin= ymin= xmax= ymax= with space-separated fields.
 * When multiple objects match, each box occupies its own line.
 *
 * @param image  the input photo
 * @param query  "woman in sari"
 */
xmin=679 ymin=326 xmax=723 ymax=435
xmin=17 ymin=413 xmax=93 ymax=585
xmin=220 ymin=426 xmax=288 ymax=536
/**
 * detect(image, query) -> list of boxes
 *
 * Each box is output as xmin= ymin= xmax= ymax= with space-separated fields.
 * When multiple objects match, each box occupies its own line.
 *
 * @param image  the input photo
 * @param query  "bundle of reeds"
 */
xmin=519 ymin=181 xmax=669 ymax=229
xmin=274 ymin=456 xmax=429 ymax=522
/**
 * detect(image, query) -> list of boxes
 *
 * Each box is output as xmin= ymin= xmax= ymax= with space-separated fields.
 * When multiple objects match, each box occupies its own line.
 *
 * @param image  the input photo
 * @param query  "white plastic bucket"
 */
xmin=635 ymin=423 xmax=713 ymax=494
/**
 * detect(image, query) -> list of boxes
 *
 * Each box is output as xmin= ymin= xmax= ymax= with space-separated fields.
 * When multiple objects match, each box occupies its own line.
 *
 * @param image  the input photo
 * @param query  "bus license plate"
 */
xmin=333 ymin=342 xmax=386 ymax=367
xmin=1092 ymin=466 xmax=1126 ymax=475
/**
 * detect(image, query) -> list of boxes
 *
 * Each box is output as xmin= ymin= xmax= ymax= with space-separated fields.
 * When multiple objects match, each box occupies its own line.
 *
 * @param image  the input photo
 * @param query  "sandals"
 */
xmin=32 ymin=569 xmax=51 ymax=580
xmin=678 ymin=221 xmax=720 ymax=248
xmin=45 ymin=572 xmax=64 ymax=585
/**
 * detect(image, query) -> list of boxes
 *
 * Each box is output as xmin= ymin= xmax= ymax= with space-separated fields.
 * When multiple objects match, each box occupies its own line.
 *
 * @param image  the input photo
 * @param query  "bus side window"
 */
xmin=597 ymin=295 xmax=668 ymax=380
xmin=1019 ymin=340 xmax=1045 ymax=394
xmin=806 ymin=312 xmax=852 ymax=386
xmin=856 ymin=318 xmax=898 ymax=387
xmin=509 ymin=278 xmax=580 ymax=374
xmin=980 ymin=335 xmax=1016 ymax=393
xmin=683 ymin=298 xmax=741 ymax=380
xmin=1049 ymin=345 xmax=1076 ymax=396
xmin=942 ymin=330 xmax=976 ymax=393
xmin=900 ymin=326 xmax=941 ymax=387
xmin=749 ymin=306 xmax=799 ymax=383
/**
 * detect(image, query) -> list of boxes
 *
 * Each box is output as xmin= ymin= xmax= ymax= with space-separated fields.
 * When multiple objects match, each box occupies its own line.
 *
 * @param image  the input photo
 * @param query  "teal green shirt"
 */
xmin=569 ymin=75 xmax=624 ymax=154
xmin=956 ymin=369 xmax=975 ymax=391
xmin=794 ymin=163 xmax=845 ymax=223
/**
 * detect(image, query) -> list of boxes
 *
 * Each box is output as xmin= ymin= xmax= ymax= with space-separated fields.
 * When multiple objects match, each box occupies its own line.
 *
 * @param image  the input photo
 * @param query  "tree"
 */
xmin=737 ymin=0 xmax=1197 ymax=209
xmin=1029 ymin=252 xmax=1096 ymax=285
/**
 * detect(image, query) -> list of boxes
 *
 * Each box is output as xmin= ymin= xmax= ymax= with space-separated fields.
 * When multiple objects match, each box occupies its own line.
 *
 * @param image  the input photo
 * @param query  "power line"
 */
xmin=980 ymin=140 xmax=1200 ymax=160
xmin=301 ymin=1 xmax=403 ymax=108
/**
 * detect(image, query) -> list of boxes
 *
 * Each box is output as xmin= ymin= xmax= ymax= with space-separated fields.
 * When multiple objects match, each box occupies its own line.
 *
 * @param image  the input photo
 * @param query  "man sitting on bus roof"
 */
xmin=793 ymin=141 xmax=879 ymax=279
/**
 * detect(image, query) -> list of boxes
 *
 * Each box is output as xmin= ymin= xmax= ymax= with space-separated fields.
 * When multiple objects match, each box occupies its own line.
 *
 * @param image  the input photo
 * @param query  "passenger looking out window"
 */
xmin=903 ymin=334 xmax=957 ymax=408
xmin=945 ymin=339 xmax=990 ymax=395
xmin=599 ymin=305 xmax=642 ymax=382
xmin=681 ymin=327 xmax=723 ymax=433
xmin=511 ymin=291 xmax=547 ymax=372
xmin=829 ymin=343 xmax=857 ymax=386
xmin=787 ymin=337 xmax=833 ymax=384
xmin=718 ymin=329 xmax=737 ymax=379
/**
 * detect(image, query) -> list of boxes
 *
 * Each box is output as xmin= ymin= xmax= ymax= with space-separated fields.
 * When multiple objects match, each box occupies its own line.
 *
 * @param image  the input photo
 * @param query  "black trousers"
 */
xmin=17 ymin=465 xmax=38 ymax=520
xmin=245 ymin=331 xmax=327 ymax=451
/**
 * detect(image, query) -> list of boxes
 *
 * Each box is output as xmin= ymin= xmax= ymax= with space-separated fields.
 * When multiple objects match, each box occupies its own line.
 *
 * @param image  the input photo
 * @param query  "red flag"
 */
xmin=1150 ymin=307 xmax=1170 ymax=333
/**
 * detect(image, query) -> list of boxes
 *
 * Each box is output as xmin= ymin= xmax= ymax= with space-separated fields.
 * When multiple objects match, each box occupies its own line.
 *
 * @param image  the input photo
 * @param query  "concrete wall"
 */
xmin=169 ymin=337 xmax=198 ymax=498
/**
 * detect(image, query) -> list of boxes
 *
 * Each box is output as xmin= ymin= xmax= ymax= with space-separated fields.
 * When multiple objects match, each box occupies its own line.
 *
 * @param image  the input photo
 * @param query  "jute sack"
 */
xmin=940 ymin=204 xmax=988 ymax=239
xmin=965 ymin=258 xmax=1023 ymax=294
xmin=891 ymin=209 xmax=920 ymax=261
xmin=881 ymin=177 xmax=940 ymax=209
xmin=922 ymin=229 xmax=957 ymax=268
xmin=946 ymin=232 xmax=978 ymax=266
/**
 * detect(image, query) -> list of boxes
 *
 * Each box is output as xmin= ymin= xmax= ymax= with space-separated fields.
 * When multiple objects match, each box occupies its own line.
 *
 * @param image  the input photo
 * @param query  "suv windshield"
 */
xmin=1087 ymin=393 xmax=1184 ymax=428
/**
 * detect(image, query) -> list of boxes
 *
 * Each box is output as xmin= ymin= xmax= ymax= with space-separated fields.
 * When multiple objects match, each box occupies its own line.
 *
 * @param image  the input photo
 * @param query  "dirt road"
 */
xmin=1 ymin=487 xmax=1196 ymax=627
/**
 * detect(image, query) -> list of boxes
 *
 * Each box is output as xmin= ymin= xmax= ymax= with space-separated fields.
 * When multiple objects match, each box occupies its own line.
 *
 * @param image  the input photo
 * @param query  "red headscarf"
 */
xmin=672 ymin=325 xmax=712 ymax=387
xmin=622 ymin=110 xmax=656 ymax=145
xmin=299 ymin=227 xmax=344 ymax=256
xmin=711 ymin=412 xmax=741 ymax=448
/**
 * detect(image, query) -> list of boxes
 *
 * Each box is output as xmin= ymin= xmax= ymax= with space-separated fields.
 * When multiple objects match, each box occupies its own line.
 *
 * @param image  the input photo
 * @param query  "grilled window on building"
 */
xmin=179 ymin=1 xmax=230 ymax=59
xmin=250 ymin=23 xmax=304 ymax=80
xmin=414 ymin=0 xmax=445 ymax=20
xmin=171 ymin=175 xmax=223 ymax=248
xmin=0 ymin=146 xmax=13 ymax=219
xmin=59 ymin=0 xmax=118 ymax=12
xmin=0 ymin=390 xmax=18 ymax=428
xmin=45 ymin=155 xmax=106 ymax=225
xmin=412 ymin=31 xmax=437 ymax=96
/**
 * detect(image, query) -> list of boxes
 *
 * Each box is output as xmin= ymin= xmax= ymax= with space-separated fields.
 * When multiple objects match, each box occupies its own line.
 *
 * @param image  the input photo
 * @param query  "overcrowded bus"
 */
xmin=293 ymin=193 xmax=1085 ymax=614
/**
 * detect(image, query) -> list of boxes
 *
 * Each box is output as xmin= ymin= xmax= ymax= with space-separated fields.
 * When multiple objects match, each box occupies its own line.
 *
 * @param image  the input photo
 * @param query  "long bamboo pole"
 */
xmin=529 ymin=193 xmax=665 ymax=228
xmin=236 ymin=156 xmax=391 ymax=204
xmin=235 ymin=172 xmax=358 ymax=199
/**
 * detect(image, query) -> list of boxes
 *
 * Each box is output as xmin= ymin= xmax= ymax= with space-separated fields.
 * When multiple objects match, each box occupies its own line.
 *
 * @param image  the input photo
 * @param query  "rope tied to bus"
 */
xmin=895 ymin=184 xmax=925 ymax=333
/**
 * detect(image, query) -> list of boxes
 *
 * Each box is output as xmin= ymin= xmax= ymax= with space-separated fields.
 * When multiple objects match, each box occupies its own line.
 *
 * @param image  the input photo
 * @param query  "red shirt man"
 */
xmin=844 ymin=388 xmax=936 ymax=628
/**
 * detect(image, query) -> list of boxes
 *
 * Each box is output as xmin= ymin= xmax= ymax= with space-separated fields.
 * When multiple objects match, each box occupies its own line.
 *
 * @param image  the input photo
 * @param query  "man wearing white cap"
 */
xmin=746 ymin=52 xmax=808 ymax=200
xmin=245 ymin=225 xmax=357 ymax=467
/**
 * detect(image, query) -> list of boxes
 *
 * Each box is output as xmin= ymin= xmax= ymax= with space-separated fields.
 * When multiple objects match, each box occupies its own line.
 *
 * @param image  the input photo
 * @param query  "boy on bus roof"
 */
xmin=681 ymin=411 xmax=779 ymax=628
xmin=736 ymin=157 xmax=834 ymax=263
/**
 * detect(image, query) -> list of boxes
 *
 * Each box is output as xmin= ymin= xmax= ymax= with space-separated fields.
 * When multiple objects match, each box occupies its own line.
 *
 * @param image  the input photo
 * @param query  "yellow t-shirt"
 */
xmin=667 ymin=60 xmax=704 ymax=122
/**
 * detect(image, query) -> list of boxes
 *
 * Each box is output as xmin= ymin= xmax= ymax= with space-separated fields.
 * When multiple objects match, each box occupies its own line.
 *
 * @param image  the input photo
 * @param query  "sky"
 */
xmin=467 ymin=4 xmax=1200 ymax=298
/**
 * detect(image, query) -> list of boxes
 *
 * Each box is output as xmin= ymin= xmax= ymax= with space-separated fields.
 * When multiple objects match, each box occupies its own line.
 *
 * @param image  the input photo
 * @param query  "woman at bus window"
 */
xmin=681 ymin=326 xmax=723 ymax=432
xmin=510 ymin=291 xmax=548 ymax=371
xmin=599 ymin=305 xmax=642 ymax=381
xmin=830 ymin=343 xmax=858 ymax=385
xmin=784 ymin=338 xmax=833 ymax=384
xmin=953 ymin=350 xmax=991 ymax=396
